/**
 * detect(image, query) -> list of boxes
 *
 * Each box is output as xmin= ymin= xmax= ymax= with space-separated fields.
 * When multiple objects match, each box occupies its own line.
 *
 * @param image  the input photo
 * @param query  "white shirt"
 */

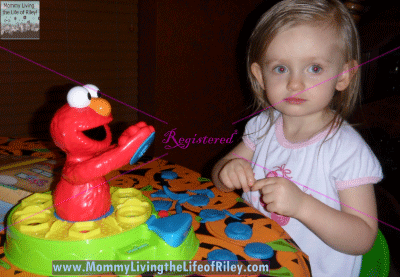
xmin=242 ymin=111 xmax=383 ymax=277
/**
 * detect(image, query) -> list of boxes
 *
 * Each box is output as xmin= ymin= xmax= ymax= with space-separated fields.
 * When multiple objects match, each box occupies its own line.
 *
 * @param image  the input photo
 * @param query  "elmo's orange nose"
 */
xmin=89 ymin=98 xmax=111 ymax=117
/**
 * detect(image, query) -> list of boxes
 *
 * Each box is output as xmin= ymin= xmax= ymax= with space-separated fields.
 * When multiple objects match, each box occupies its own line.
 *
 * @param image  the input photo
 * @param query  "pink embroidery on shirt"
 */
xmin=260 ymin=164 xmax=293 ymax=226
xmin=266 ymin=164 xmax=293 ymax=179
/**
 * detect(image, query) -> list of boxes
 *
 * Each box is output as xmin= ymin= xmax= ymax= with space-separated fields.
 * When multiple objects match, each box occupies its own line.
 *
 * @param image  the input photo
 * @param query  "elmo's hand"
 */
xmin=118 ymin=122 xmax=154 ymax=148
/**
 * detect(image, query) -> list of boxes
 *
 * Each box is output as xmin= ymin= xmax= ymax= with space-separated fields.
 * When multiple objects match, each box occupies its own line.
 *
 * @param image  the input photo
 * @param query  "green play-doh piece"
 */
xmin=266 ymin=239 xmax=298 ymax=252
xmin=268 ymin=266 xmax=294 ymax=277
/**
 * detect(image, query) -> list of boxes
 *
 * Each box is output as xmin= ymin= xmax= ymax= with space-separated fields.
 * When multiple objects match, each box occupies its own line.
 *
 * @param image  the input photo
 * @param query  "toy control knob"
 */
xmin=130 ymin=132 xmax=155 ymax=165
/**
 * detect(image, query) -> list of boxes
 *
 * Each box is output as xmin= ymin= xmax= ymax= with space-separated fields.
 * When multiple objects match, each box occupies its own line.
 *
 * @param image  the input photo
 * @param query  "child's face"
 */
xmin=251 ymin=24 xmax=353 ymax=118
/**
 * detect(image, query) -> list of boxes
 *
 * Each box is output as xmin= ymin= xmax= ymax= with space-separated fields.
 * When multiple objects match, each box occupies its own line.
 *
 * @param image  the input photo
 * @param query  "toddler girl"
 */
xmin=212 ymin=0 xmax=383 ymax=276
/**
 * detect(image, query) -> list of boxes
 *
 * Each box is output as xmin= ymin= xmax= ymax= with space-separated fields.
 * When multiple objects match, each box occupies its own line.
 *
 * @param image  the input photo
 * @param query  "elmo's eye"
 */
xmin=84 ymin=84 xmax=101 ymax=98
xmin=67 ymin=86 xmax=91 ymax=108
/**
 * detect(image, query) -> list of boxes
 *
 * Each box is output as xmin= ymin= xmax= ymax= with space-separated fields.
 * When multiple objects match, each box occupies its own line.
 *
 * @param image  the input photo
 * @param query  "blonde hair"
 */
xmin=246 ymin=0 xmax=361 ymax=137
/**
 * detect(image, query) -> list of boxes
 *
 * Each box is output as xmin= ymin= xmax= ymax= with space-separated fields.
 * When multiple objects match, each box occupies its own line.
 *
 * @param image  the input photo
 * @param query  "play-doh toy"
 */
xmin=4 ymin=85 xmax=199 ymax=276
xmin=5 ymin=188 xmax=199 ymax=276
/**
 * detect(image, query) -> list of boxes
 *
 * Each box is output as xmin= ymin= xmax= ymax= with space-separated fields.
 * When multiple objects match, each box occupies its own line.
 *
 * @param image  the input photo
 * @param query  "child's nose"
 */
xmin=287 ymin=74 xmax=306 ymax=92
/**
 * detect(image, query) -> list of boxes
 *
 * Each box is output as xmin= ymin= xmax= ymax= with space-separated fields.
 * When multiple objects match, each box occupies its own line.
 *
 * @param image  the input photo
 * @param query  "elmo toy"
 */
xmin=50 ymin=85 xmax=155 ymax=222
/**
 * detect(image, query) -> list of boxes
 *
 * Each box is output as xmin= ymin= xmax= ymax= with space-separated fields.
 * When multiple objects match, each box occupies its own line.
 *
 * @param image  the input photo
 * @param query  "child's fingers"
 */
xmin=220 ymin=170 xmax=242 ymax=190
xmin=219 ymin=170 xmax=235 ymax=190
xmin=244 ymin=167 xmax=256 ymax=187
xmin=234 ymin=166 xmax=250 ymax=192
xmin=251 ymin=178 xmax=274 ymax=191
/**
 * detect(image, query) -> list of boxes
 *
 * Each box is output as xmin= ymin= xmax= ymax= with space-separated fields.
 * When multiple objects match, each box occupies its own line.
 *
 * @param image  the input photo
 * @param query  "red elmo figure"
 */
xmin=50 ymin=85 xmax=155 ymax=222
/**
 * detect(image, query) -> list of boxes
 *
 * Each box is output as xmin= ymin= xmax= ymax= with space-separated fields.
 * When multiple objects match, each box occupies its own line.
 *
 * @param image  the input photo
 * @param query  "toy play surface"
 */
xmin=4 ymin=188 xmax=198 ymax=276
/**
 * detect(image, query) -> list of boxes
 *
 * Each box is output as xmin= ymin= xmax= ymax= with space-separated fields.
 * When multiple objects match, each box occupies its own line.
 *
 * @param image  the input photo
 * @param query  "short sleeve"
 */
xmin=331 ymin=126 xmax=383 ymax=190
xmin=242 ymin=111 xmax=276 ymax=151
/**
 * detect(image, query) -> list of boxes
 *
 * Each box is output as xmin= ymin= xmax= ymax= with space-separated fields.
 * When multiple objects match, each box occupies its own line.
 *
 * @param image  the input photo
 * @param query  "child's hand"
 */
xmin=219 ymin=158 xmax=256 ymax=192
xmin=251 ymin=177 xmax=307 ymax=218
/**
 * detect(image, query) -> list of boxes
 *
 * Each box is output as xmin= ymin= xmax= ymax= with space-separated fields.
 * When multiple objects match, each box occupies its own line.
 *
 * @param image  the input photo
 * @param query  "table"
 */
xmin=0 ymin=137 xmax=311 ymax=276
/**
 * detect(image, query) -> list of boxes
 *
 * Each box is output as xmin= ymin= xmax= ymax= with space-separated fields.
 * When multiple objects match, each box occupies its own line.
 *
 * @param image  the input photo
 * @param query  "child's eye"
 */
xmin=273 ymin=66 xmax=288 ymax=74
xmin=308 ymin=65 xmax=322 ymax=74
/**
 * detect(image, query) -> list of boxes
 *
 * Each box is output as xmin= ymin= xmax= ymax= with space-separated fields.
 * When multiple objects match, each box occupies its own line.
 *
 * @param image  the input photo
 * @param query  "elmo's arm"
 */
xmin=64 ymin=123 xmax=154 ymax=184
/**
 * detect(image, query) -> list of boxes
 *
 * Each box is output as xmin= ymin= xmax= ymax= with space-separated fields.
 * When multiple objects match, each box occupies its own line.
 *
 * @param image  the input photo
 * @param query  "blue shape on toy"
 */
xmin=161 ymin=170 xmax=178 ymax=180
xmin=187 ymin=194 xmax=210 ymax=206
xmin=244 ymin=242 xmax=274 ymax=260
xmin=162 ymin=186 xmax=191 ymax=202
xmin=207 ymin=249 xmax=238 ymax=265
xmin=188 ymin=189 xmax=215 ymax=198
xmin=198 ymin=209 xmax=226 ymax=223
xmin=147 ymin=213 xmax=192 ymax=247
xmin=130 ymin=132 xmax=155 ymax=165
xmin=225 ymin=222 xmax=252 ymax=240
xmin=152 ymin=200 xmax=173 ymax=211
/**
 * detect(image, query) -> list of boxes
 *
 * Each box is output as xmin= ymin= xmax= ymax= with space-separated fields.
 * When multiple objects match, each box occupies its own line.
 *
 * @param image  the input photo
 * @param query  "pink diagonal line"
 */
xmin=232 ymin=152 xmax=400 ymax=232
xmin=233 ymin=44 xmax=400 ymax=125
xmin=0 ymin=153 xmax=168 ymax=233
xmin=0 ymin=45 xmax=168 ymax=125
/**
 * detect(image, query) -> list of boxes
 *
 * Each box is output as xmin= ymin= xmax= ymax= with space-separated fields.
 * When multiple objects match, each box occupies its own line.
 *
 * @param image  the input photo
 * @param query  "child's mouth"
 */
xmin=284 ymin=97 xmax=306 ymax=104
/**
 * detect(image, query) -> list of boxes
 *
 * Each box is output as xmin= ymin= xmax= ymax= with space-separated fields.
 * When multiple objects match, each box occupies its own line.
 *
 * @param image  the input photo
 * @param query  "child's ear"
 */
xmin=336 ymin=60 xmax=358 ymax=91
xmin=251 ymin=62 xmax=265 ymax=90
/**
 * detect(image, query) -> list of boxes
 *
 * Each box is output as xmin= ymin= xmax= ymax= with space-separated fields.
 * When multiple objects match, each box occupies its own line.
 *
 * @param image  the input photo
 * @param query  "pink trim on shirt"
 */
xmin=243 ymin=136 xmax=256 ymax=151
xmin=275 ymin=114 xmax=337 ymax=149
xmin=336 ymin=177 xmax=382 ymax=190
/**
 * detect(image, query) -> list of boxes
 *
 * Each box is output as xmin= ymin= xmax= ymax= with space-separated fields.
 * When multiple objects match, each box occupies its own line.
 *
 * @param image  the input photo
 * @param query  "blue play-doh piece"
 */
xmin=130 ymin=132 xmax=155 ymax=165
xmin=161 ymin=170 xmax=178 ymax=180
xmin=188 ymin=189 xmax=215 ymax=198
xmin=244 ymin=242 xmax=274 ymax=260
xmin=224 ymin=210 xmax=245 ymax=220
xmin=147 ymin=213 xmax=192 ymax=247
xmin=207 ymin=249 xmax=238 ymax=265
xmin=162 ymin=186 xmax=191 ymax=202
xmin=187 ymin=194 xmax=209 ymax=206
xmin=198 ymin=209 xmax=226 ymax=223
xmin=225 ymin=222 xmax=252 ymax=240
xmin=175 ymin=202 xmax=183 ymax=214
xmin=151 ymin=189 xmax=168 ymax=198
xmin=152 ymin=200 xmax=173 ymax=211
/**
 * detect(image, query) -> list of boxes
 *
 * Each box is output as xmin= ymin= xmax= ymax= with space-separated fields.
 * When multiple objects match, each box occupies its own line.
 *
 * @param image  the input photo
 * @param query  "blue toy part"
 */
xmin=162 ymin=186 xmax=191 ymax=202
xmin=147 ymin=213 xmax=192 ymax=248
xmin=198 ymin=209 xmax=226 ymax=223
xmin=130 ymin=132 xmax=155 ymax=165
xmin=207 ymin=249 xmax=238 ymax=265
xmin=161 ymin=170 xmax=178 ymax=180
xmin=244 ymin=242 xmax=274 ymax=260
xmin=187 ymin=194 xmax=210 ymax=206
xmin=188 ymin=189 xmax=215 ymax=198
xmin=54 ymin=205 xmax=115 ymax=222
xmin=225 ymin=222 xmax=252 ymax=240
xmin=152 ymin=200 xmax=173 ymax=212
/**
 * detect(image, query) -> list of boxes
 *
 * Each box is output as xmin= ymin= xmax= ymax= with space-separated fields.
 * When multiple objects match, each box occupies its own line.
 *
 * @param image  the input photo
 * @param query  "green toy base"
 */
xmin=4 ymin=190 xmax=199 ymax=276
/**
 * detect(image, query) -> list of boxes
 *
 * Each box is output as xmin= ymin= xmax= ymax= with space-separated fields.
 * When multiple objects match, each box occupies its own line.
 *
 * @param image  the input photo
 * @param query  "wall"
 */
xmin=138 ymin=0 xmax=269 ymax=174
xmin=0 ymin=0 xmax=139 ymax=140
